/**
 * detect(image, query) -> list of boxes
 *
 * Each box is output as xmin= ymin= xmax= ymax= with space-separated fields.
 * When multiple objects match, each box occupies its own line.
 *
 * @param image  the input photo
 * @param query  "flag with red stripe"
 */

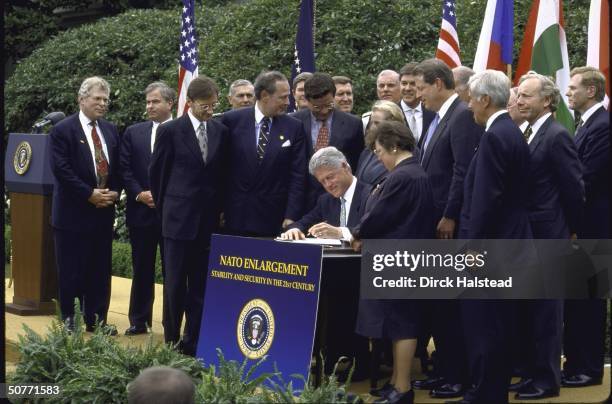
xmin=435 ymin=0 xmax=461 ymax=68
xmin=587 ymin=0 xmax=609 ymax=108
xmin=177 ymin=0 xmax=199 ymax=116
xmin=473 ymin=0 xmax=513 ymax=72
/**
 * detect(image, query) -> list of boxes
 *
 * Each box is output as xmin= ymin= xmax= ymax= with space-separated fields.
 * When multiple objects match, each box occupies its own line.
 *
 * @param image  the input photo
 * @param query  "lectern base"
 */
xmin=6 ymin=301 xmax=57 ymax=316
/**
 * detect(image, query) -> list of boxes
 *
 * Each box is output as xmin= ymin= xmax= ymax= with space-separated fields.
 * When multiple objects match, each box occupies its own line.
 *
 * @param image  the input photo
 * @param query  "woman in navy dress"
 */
xmin=352 ymin=121 xmax=435 ymax=404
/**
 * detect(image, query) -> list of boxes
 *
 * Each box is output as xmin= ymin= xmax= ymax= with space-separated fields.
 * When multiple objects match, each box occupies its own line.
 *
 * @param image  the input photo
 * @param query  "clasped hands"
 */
xmin=279 ymin=222 xmax=342 ymax=240
xmin=88 ymin=188 xmax=118 ymax=208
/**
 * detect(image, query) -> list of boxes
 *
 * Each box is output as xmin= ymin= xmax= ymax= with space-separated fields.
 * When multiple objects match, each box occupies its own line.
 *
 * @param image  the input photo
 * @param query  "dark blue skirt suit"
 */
xmin=354 ymin=156 xmax=436 ymax=339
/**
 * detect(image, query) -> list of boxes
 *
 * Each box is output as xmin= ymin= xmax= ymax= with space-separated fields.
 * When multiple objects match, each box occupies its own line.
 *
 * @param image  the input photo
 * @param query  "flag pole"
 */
xmin=506 ymin=64 xmax=512 ymax=81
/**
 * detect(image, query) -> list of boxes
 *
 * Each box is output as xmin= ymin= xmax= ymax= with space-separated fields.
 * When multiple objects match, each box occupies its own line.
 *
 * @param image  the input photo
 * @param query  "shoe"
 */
xmin=63 ymin=317 xmax=75 ymax=334
xmin=86 ymin=323 xmax=118 ymax=336
xmin=561 ymin=374 xmax=602 ymax=387
xmin=515 ymin=384 xmax=559 ymax=400
xmin=430 ymin=383 xmax=464 ymax=399
xmin=374 ymin=388 xmax=414 ymax=404
xmin=124 ymin=325 xmax=148 ymax=336
xmin=508 ymin=377 xmax=533 ymax=392
xmin=412 ymin=376 xmax=445 ymax=390
xmin=370 ymin=382 xmax=394 ymax=397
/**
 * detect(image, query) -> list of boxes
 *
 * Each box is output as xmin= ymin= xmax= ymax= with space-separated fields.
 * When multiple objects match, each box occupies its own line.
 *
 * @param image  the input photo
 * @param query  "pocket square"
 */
xmin=80 ymin=140 xmax=86 ymax=144
xmin=281 ymin=139 xmax=291 ymax=147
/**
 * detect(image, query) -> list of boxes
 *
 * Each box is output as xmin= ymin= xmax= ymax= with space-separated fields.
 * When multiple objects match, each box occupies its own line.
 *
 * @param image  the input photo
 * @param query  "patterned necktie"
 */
xmin=523 ymin=125 xmax=533 ymax=142
xmin=315 ymin=120 xmax=330 ymax=151
xmin=407 ymin=109 xmax=418 ymax=140
xmin=197 ymin=122 xmax=208 ymax=163
xmin=340 ymin=197 xmax=347 ymax=227
xmin=575 ymin=119 xmax=584 ymax=136
xmin=89 ymin=121 xmax=108 ymax=188
xmin=421 ymin=113 xmax=439 ymax=162
xmin=258 ymin=117 xmax=270 ymax=160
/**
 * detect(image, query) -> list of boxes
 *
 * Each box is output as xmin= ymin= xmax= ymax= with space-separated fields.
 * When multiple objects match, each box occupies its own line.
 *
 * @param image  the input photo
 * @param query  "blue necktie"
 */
xmin=421 ymin=113 xmax=439 ymax=162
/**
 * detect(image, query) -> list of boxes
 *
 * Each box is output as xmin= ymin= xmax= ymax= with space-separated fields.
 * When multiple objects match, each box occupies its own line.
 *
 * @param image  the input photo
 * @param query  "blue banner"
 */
xmin=197 ymin=235 xmax=323 ymax=390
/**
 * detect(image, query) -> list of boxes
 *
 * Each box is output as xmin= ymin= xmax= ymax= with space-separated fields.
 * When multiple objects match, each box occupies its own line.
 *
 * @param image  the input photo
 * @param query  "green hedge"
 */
xmin=5 ymin=0 xmax=589 ymax=134
xmin=112 ymin=241 xmax=163 ymax=283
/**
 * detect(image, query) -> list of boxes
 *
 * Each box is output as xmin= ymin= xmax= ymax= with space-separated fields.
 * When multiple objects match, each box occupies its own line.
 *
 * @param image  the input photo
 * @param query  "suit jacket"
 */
xmin=50 ymin=113 xmax=120 ymax=232
xmin=574 ymin=106 xmax=610 ymax=238
xmin=357 ymin=157 xmax=435 ymax=239
xmin=149 ymin=115 xmax=229 ymax=241
xmin=459 ymin=113 xmax=532 ymax=239
xmin=416 ymin=107 xmax=437 ymax=148
xmin=289 ymin=180 xmax=372 ymax=233
xmin=120 ymin=121 xmax=158 ymax=228
xmin=291 ymin=109 xmax=364 ymax=210
xmin=419 ymin=97 xmax=482 ymax=224
xmin=221 ymin=107 xmax=308 ymax=236
xmin=527 ymin=115 xmax=584 ymax=238
xmin=355 ymin=149 xmax=387 ymax=187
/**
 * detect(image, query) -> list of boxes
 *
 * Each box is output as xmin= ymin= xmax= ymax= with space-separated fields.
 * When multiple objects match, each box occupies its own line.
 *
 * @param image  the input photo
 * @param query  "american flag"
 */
xmin=435 ymin=0 xmax=462 ymax=68
xmin=289 ymin=0 xmax=315 ymax=112
xmin=177 ymin=0 xmax=199 ymax=116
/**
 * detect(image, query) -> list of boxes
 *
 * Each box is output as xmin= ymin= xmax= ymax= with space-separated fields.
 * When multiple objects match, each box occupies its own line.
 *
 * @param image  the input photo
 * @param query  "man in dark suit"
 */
xmin=50 ymin=76 xmax=120 ymax=335
xmin=120 ymin=82 xmax=175 ymax=336
xmin=221 ymin=70 xmax=308 ymax=237
xmin=511 ymin=72 xmax=584 ymax=400
xmin=399 ymin=62 xmax=436 ymax=146
xmin=451 ymin=70 xmax=532 ymax=404
xmin=562 ymin=66 xmax=610 ymax=388
xmin=280 ymin=146 xmax=371 ymax=241
xmin=361 ymin=70 xmax=403 ymax=130
xmin=149 ymin=76 xmax=229 ymax=356
xmin=290 ymin=72 xmax=364 ymax=210
xmin=280 ymin=146 xmax=372 ymax=379
xmin=412 ymin=59 xmax=482 ymax=399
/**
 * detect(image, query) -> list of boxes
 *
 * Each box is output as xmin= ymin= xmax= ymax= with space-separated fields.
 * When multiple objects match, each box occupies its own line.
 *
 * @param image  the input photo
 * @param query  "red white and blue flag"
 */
xmin=435 ymin=0 xmax=461 ymax=68
xmin=473 ymin=0 xmax=514 ymax=72
xmin=177 ymin=0 xmax=199 ymax=116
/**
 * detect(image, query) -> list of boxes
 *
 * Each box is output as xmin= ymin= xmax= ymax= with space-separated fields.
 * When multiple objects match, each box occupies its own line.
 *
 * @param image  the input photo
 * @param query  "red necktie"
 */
xmin=90 ymin=121 xmax=109 ymax=187
xmin=315 ymin=121 xmax=329 ymax=151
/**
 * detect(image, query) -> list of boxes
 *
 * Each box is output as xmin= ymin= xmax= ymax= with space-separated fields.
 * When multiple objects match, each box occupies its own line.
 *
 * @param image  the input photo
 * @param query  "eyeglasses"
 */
xmin=191 ymin=101 xmax=220 ymax=111
xmin=310 ymin=102 xmax=335 ymax=112
xmin=90 ymin=96 xmax=111 ymax=106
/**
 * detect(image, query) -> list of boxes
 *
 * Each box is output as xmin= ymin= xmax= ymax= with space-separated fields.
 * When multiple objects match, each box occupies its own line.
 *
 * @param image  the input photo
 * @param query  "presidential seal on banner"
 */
xmin=13 ymin=141 xmax=33 ymax=175
xmin=237 ymin=298 xmax=275 ymax=359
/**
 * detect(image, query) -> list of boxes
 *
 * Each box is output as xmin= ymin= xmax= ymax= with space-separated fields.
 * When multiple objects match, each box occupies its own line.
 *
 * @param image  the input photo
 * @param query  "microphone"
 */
xmin=32 ymin=111 xmax=66 ymax=133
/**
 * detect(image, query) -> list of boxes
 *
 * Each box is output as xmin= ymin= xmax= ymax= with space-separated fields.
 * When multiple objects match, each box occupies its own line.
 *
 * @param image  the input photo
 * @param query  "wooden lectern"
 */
xmin=5 ymin=133 xmax=57 ymax=315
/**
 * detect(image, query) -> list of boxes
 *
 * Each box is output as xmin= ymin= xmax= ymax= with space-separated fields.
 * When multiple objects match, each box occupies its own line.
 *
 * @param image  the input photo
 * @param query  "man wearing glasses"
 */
xmin=150 ymin=76 xmax=229 ymax=356
xmin=50 ymin=76 xmax=121 ymax=335
xmin=291 ymin=72 xmax=364 ymax=210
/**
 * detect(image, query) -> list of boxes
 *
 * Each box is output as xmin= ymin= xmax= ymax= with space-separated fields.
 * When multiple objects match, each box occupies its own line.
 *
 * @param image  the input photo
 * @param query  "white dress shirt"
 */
xmin=526 ymin=112 xmax=552 ymax=144
xmin=401 ymin=100 xmax=423 ymax=141
xmin=151 ymin=116 xmax=173 ymax=153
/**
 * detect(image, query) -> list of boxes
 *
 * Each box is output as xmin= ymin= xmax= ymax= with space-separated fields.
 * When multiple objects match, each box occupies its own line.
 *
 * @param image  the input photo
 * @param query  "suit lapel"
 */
xmin=142 ymin=121 xmax=154 ymax=166
xmin=329 ymin=112 xmax=344 ymax=149
xmin=302 ymin=113 xmax=314 ymax=154
xmin=529 ymin=115 xmax=553 ymax=154
xmin=238 ymin=109 xmax=259 ymax=174
xmin=347 ymin=181 xmax=365 ymax=227
xmin=179 ymin=116 xmax=204 ymax=165
xmin=206 ymin=120 xmax=221 ymax=163
xmin=258 ymin=116 xmax=283 ymax=173
xmin=421 ymin=98 xmax=460 ymax=167
xmin=75 ymin=118 xmax=97 ymax=183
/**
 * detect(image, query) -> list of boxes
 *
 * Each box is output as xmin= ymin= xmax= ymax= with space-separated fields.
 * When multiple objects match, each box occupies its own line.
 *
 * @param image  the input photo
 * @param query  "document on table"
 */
xmin=274 ymin=237 xmax=342 ymax=246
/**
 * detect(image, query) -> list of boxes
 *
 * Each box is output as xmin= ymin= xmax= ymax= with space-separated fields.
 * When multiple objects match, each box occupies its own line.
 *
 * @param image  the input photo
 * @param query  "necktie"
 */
xmin=257 ymin=117 xmax=270 ymax=160
xmin=421 ymin=113 xmax=439 ymax=162
xmin=197 ymin=122 xmax=208 ymax=163
xmin=315 ymin=120 xmax=330 ymax=151
xmin=408 ymin=109 xmax=418 ymax=141
xmin=89 ymin=121 xmax=108 ymax=188
xmin=340 ymin=197 xmax=347 ymax=227
xmin=575 ymin=119 xmax=584 ymax=135
xmin=523 ymin=125 xmax=533 ymax=142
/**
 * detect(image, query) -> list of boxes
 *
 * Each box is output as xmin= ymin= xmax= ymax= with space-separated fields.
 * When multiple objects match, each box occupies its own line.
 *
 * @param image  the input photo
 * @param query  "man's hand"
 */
xmin=437 ymin=217 xmax=456 ymax=239
xmin=137 ymin=190 xmax=155 ymax=208
xmin=282 ymin=218 xmax=294 ymax=229
xmin=88 ymin=189 xmax=118 ymax=208
xmin=351 ymin=239 xmax=362 ymax=252
xmin=279 ymin=228 xmax=306 ymax=240
xmin=308 ymin=222 xmax=343 ymax=239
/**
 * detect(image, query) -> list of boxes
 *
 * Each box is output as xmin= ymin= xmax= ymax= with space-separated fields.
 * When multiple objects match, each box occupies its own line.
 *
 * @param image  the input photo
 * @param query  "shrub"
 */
xmin=5 ymin=1 xmax=589 ymax=134
xmin=111 ymin=240 xmax=163 ymax=283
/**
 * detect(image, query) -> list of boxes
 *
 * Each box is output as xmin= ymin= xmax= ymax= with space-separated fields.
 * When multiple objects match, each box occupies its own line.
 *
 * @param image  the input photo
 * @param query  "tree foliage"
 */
xmin=5 ymin=0 xmax=590 ymax=134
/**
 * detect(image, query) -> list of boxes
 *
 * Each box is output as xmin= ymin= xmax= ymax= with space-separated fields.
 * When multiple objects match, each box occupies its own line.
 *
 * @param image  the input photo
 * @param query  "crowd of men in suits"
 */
xmin=48 ymin=58 xmax=609 ymax=403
